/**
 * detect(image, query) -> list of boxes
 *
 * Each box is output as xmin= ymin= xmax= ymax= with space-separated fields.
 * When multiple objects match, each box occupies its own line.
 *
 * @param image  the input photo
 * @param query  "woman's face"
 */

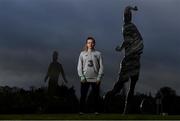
xmin=86 ymin=39 xmax=95 ymax=49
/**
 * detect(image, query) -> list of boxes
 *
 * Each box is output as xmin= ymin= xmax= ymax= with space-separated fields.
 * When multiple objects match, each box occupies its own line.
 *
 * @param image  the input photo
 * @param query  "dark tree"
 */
xmin=156 ymin=86 xmax=177 ymax=115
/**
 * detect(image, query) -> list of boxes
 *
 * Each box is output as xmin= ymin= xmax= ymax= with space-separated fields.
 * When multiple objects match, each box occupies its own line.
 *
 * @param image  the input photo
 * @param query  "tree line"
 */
xmin=0 ymin=85 xmax=179 ymax=114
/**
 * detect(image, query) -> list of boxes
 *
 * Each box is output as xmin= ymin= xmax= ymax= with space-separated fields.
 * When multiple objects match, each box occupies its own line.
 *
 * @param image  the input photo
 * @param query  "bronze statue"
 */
xmin=44 ymin=51 xmax=68 ymax=96
xmin=106 ymin=6 xmax=144 ymax=114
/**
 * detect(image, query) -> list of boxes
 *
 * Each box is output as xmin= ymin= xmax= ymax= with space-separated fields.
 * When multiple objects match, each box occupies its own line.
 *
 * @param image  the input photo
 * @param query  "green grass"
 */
xmin=0 ymin=114 xmax=180 ymax=120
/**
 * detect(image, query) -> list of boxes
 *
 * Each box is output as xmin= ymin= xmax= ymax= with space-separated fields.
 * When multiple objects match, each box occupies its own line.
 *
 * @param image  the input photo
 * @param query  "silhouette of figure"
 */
xmin=106 ymin=6 xmax=144 ymax=114
xmin=77 ymin=36 xmax=104 ymax=114
xmin=44 ymin=51 xmax=68 ymax=96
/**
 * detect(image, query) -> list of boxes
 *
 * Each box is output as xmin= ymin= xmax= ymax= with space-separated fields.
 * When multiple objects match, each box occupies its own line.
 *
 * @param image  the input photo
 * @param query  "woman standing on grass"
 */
xmin=77 ymin=36 xmax=104 ymax=114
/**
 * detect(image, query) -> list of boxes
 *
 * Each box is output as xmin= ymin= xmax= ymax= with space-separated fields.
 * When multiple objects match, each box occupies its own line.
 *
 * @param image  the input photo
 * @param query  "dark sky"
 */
xmin=0 ymin=0 xmax=179 ymax=96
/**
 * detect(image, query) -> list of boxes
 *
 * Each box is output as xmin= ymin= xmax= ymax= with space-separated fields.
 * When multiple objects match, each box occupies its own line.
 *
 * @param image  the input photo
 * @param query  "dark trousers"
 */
xmin=80 ymin=82 xmax=100 ymax=112
xmin=112 ymin=75 xmax=139 ymax=114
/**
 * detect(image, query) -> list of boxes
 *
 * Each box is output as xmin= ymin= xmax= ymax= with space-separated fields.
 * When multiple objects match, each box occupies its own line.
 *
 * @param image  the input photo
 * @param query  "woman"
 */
xmin=77 ymin=36 xmax=104 ymax=114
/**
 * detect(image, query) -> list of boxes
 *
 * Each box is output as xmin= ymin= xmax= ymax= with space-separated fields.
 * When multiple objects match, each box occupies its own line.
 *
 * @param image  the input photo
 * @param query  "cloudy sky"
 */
xmin=0 ymin=0 xmax=179 ymax=96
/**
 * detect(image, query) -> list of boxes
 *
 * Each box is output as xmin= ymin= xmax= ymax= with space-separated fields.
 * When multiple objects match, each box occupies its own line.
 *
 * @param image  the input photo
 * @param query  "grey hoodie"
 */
xmin=77 ymin=50 xmax=104 ymax=82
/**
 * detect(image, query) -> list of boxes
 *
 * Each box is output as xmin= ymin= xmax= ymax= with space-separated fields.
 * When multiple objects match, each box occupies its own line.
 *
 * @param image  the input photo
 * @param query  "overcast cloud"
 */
xmin=0 ymin=0 xmax=179 ymax=96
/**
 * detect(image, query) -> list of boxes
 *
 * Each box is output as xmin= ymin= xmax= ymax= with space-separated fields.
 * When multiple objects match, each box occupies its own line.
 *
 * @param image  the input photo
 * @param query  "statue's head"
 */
xmin=52 ymin=51 xmax=58 ymax=62
xmin=124 ymin=6 xmax=138 ymax=24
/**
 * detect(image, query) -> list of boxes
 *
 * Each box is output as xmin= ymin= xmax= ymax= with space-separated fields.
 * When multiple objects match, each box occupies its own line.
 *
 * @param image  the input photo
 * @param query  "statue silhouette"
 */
xmin=106 ymin=6 xmax=144 ymax=114
xmin=44 ymin=51 xmax=68 ymax=96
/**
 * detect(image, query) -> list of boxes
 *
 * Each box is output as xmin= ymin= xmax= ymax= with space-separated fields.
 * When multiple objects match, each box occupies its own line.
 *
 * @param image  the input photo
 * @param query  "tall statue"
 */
xmin=107 ymin=6 xmax=144 ymax=114
xmin=44 ymin=51 xmax=68 ymax=96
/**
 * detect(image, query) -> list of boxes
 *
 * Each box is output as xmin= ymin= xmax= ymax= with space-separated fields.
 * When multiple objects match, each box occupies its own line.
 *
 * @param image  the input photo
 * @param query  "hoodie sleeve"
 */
xmin=77 ymin=52 xmax=85 ymax=80
xmin=97 ymin=52 xmax=104 ymax=81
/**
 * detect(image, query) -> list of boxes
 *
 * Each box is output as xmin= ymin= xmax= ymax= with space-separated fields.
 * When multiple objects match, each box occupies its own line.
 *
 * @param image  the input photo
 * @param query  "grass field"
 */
xmin=0 ymin=114 xmax=180 ymax=120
